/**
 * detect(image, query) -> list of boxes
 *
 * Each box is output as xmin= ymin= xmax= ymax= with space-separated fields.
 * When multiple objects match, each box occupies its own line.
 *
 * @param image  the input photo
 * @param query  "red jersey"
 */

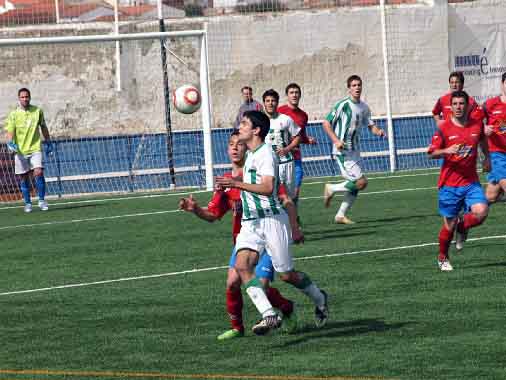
xmin=278 ymin=104 xmax=309 ymax=161
xmin=207 ymin=172 xmax=242 ymax=243
xmin=428 ymin=118 xmax=483 ymax=188
xmin=432 ymin=93 xmax=484 ymax=121
xmin=483 ymin=96 xmax=506 ymax=153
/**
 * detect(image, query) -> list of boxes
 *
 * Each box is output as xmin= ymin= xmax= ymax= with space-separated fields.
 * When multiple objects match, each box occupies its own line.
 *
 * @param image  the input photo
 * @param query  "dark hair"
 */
xmin=241 ymin=86 xmax=252 ymax=93
xmin=18 ymin=88 xmax=31 ymax=97
xmin=262 ymin=89 xmax=280 ymax=103
xmin=285 ymin=82 xmax=301 ymax=95
xmin=347 ymin=75 xmax=362 ymax=88
xmin=243 ymin=110 xmax=270 ymax=140
xmin=230 ymin=129 xmax=240 ymax=137
xmin=502 ymin=72 xmax=506 ymax=83
xmin=450 ymin=90 xmax=469 ymax=104
xmin=449 ymin=71 xmax=465 ymax=85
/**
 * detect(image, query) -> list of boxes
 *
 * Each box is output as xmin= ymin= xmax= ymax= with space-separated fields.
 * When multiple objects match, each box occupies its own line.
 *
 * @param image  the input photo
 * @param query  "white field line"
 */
xmin=0 ymin=209 xmax=181 ymax=231
xmin=0 ymin=185 xmax=435 ymax=231
xmin=0 ymin=170 xmax=439 ymax=211
xmin=1 ymin=234 xmax=504 ymax=297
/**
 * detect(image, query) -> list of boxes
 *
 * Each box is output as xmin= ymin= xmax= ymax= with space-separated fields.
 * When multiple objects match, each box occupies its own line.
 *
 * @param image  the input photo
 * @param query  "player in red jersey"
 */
xmin=428 ymin=91 xmax=490 ymax=271
xmin=179 ymin=131 xmax=298 ymax=339
xmin=278 ymin=83 xmax=317 ymax=207
xmin=483 ymin=72 xmax=506 ymax=204
xmin=432 ymin=71 xmax=484 ymax=126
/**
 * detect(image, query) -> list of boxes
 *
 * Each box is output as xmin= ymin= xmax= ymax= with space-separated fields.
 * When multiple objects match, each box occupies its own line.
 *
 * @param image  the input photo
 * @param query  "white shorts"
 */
xmin=235 ymin=213 xmax=294 ymax=273
xmin=279 ymin=161 xmax=296 ymax=199
xmin=15 ymin=151 xmax=43 ymax=175
xmin=333 ymin=151 xmax=363 ymax=182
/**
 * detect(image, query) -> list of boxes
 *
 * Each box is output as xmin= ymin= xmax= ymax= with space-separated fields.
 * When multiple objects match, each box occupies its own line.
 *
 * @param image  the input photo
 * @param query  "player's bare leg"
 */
xmin=334 ymin=176 xmax=368 ymax=224
xmin=279 ymin=271 xmax=329 ymax=328
xmin=455 ymin=203 xmax=488 ymax=251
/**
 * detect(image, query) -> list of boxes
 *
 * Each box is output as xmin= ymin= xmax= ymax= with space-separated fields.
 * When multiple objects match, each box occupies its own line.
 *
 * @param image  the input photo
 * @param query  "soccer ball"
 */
xmin=172 ymin=84 xmax=201 ymax=114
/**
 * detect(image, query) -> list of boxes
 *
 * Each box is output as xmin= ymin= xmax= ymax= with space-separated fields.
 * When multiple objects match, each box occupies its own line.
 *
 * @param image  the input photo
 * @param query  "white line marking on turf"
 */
xmin=0 ymin=170 xmax=439 ymax=211
xmin=1 ymin=234 xmax=504 ymax=297
xmin=304 ymin=171 xmax=439 ymax=185
xmin=0 ymin=185 xmax=436 ymax=231
xmin=0 ymin=210 xmax=181 ymax=231
xmin=0 ymin=191 xmax=208 ymax=211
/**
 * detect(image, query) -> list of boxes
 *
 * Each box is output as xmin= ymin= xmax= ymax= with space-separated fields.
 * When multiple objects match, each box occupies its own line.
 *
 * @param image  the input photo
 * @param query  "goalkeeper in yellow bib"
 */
xmin=5 ymin=88 xmax=53 ymax=213
xmin=322 ymin=75 xmax=386 ymax=224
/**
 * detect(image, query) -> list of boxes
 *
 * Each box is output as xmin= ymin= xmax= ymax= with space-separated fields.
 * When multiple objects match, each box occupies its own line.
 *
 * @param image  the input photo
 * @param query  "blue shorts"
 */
xmin=229 ymin=246 xmax=274 ymax=282
xmin=487 ymin=152 xmax=506 ymax=184
xmin=294 ymin=159 xmax=304 ymax=188
xmin=438 ymin=182 xmax=487 ymax=218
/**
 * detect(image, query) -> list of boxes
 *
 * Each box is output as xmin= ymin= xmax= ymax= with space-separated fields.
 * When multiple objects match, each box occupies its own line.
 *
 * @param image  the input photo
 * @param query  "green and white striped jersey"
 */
xmin=325 ymin=97 xmax=374 ymax=155
xmin=265 ymin=113 xmax=301 ymax=164
xmin=241 ymin=143 xmax=284 ymax=220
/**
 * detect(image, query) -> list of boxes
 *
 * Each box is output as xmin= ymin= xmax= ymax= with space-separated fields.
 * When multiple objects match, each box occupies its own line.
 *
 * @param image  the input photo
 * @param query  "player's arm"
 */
xmin=427 ymin=130 xmax=459 ymax=159
xmin=179 ymin=194 xmax=221 ymax=222
xmin=277 ymin=134 xmax=301 ymax=157
xmin=432 ymin=98 xmax=444 ymax=127
xmin=216 ymin=175 xmax=274 ymax=196
xmin=482 ymin=101 xmax=495 ymax=136
xmin=479 ymin=128 xmax=491 ymax=172
xmin=322 ymin=119 xmax=344 ymax=150
xmin=5 ymin=113 xmax=19 ymax=153
xmin=368 ymin=123 xmax=386 ymax=138
xmin=278 ymin=191 xmax=304 ymax=244
xmin=39 ymin=113 xmax=50 ymax=141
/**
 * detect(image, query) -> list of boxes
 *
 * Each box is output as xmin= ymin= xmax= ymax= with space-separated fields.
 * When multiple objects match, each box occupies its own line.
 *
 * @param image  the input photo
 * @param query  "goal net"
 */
xmin=0 ymin=28 xmax=212 ymax=201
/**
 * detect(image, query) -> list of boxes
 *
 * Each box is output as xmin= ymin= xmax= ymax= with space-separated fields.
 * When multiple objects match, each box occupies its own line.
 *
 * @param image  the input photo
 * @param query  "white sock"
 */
xmin=336 ymin=192 xmax=357 ymax=218
xmin=246 ymin=284 xmax=276 ymax=317
xmin=300 ymin=283 xmax=325 ymax=308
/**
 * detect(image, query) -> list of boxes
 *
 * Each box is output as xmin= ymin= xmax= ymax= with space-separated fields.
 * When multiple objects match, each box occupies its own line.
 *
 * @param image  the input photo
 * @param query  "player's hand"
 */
xmin=445 ymin=144 xmax=461 ymax=155
xmin=484 ymin=124 xmax=494 ymax=136
xmin=276 ymin=147 xmax=289 ymax=157
xmin=307 ymin=136 xmax=317 ymax=145
xmin=482 ymin=157 xmax=491 ymax=173
xmin=44 ymin=141 xmax=54 ymax=156
xmin=377 ymin=129 xmax=387 ymax=138
xmin=334 ymin=140 xmax=344 ymax=151
xmin=215 ymin=176 xmax=236 ymax=189
xmin=179 ymin=195 xmax=198 ymax=212
xmin=292 ymin=226 xmax=304 ymax=245
xmin=6 ymin=141 xmax=18 ymax=153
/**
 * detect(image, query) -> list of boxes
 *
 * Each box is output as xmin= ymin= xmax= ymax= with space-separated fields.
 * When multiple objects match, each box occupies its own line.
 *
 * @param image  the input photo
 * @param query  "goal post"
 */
xmin=0 ymin=29 xmax=216 ymax=199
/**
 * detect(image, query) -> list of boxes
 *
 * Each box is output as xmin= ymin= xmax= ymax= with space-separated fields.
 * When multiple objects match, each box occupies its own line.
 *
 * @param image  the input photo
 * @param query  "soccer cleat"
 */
xmin=217 ymin=328 xmax=244 ymax=341
xmin=38 ymin=200 xmax=49 ymax=211
xmin=24 ymin=203 xmax=32 ymax=213
xmin=323 ymin=184 xmax=334 ymax=208
xmin=334 ymin=215 xmax=355 ymax=225
xmin=252 ymin=314 xmax=282 ymax=336
xmin=282 ymin=306 xmax=298 ymax=334
xmin=314 ymin=290 xmax=329 ymax=328
xmin=438 ymin=260 xmax=453 ymax=272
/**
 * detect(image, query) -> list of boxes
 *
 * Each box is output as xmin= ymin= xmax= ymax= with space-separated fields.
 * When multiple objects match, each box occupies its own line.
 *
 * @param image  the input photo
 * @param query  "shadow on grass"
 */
xmin=279 ymin=318 xmax=414 ymax=347
xmin=51 ymin=203 xmax=99 ymax=211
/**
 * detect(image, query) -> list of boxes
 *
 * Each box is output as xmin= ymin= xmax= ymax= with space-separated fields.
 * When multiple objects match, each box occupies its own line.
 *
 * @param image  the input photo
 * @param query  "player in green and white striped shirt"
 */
xmin=216 ymin=110 xmax=329 ymax=336
xmin=322 ymin=75 xmax=386 ymax=224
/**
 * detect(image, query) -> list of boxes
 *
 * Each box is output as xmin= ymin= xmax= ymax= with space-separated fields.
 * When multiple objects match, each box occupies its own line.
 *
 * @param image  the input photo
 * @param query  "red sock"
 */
xmin=226 ymin=288 xmax=244 ymax=332
xmin=439 ymin=225 xmax=454 ymax=262
xmin=459 ymin=213 xmax=483 ymax=231
xmin=265 ymin=287 xmax=293 ymax=316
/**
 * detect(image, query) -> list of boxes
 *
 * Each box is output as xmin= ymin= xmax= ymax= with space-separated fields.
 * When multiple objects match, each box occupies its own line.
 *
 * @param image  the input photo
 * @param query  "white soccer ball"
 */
xmin=172 ymin=84 xmax=201 ymax=114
